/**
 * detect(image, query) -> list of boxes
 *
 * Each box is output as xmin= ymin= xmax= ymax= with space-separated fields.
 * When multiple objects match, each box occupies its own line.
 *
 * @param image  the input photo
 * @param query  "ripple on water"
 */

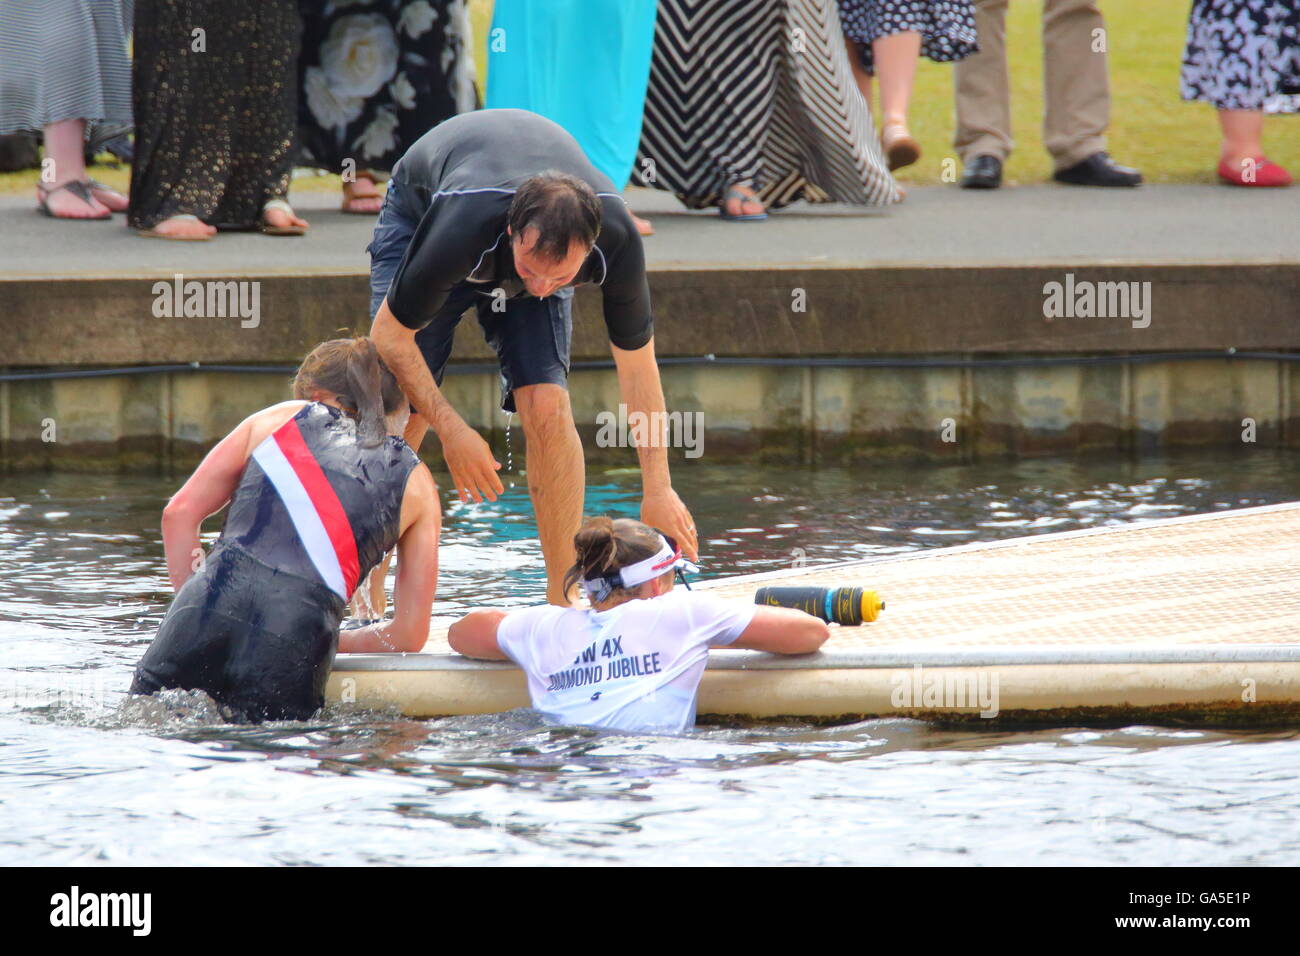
xmin=1 ymin=454 xmax=1299 ymax=864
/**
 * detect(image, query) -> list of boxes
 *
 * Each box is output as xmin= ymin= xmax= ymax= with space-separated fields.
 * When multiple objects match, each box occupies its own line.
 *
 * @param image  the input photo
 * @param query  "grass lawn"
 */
xmin=1 ymin=0 xmax=1293 ymax=199
xmin=897 ymin=0 xmax=1297 ymax=185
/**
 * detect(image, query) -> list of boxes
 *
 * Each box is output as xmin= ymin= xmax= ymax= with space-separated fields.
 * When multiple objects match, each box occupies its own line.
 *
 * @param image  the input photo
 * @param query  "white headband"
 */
xmin=582 ymin=534 xmax=699 ymax=603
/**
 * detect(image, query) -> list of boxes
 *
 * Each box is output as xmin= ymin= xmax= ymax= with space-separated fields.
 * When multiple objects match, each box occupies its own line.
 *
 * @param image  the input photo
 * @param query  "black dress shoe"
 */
xmin=960 ymin=154 xmax=1002 ymax=189
xmin=1053 ymin=151 xmax=1143 ymax=187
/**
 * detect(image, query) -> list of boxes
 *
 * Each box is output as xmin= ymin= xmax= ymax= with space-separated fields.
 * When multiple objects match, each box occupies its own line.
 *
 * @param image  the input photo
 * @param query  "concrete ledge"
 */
xmin=4 ymin=183 xmax=1297 ymax=467
xmin=4 ymin=263 xmax=1298 ymax=365
xmin=3 ymin=356 xmax=1298 ymax=469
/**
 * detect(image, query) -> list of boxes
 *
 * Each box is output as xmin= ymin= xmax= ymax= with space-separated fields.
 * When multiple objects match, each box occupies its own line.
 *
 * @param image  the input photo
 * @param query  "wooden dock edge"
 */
xmin=326 ymin=658 xmax=1300 ymax=724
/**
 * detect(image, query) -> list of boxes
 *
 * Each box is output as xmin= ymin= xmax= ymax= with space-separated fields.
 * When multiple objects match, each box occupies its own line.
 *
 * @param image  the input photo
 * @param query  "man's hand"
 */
xmin=441 ymin=421 xmax=504 ymax=503
xmin=641 ymin=486 xmax=698 ymax=562
xmin=610 ymin=337 xmax=698 ymax=561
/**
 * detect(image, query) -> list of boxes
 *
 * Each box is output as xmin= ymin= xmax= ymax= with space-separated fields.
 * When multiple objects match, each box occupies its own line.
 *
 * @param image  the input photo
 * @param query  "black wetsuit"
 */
xmin=383 ymin=108 xmax=653 ymax=347
xmin=367 ymin=109 xmax=655 ymax=412
xmin=131 ymin=403 xmax=421 ymax=721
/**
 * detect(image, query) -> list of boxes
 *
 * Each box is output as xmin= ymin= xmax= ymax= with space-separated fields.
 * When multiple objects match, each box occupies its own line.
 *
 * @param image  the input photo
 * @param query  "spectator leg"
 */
xmin=954 ymin=0 xmax=1013 ymax=163
xmin=1043 ymin=0 xmax=1109 ymax=170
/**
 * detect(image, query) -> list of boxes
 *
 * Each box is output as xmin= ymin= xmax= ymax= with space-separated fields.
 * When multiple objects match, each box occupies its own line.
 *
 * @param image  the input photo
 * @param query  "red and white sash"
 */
xmin=251 ymin=418 xmax=360 ymax=601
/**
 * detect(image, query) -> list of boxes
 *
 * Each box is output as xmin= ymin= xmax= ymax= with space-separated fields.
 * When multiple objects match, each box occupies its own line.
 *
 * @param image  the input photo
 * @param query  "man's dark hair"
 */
xmin=508 ymin=171 xmax=602 ymax=262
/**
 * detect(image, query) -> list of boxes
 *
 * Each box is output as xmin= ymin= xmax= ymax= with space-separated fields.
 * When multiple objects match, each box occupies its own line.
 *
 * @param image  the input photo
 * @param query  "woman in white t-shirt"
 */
xmin=448 ymin=516 xmax=830 ymax=733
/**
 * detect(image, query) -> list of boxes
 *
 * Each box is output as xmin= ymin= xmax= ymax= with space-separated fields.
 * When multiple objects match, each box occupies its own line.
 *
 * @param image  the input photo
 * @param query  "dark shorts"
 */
xmin=368 ymin=179 xmax=573 ymax=414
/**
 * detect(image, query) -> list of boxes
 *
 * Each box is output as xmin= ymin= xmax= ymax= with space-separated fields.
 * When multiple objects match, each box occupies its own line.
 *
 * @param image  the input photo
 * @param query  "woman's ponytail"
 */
xmin=563 ymin=516 xmax=662 ymax=599
xmin=346 ymin=339 xmax=387 ymax=447
xmin=294 ymin=337 xmax=406 ymax=444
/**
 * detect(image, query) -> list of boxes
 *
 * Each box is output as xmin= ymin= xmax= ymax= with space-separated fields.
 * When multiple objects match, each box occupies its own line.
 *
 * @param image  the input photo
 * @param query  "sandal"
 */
xmin=341 ymin=173 xmax=385 ymax=215
xmin=87 ymin=178 xmax=129 ymax=212
xmin=719 ymin=185 xmax=767 ymax=222
xmin=260 ymin=198 xmax=308 ymax=235
xmin=137 ymin=214 xmax=213 ymax=241
xmin=36 ymin=180 xmax=110 ymax=221
xmin=882 ymin=122 xmax=920 ymax=172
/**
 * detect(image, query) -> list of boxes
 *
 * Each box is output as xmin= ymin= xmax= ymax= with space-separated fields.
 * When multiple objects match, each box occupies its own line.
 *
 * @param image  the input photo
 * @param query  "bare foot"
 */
xmin=38 ymin=180 xmax=110 ymax=219
xmin=88 ymin=181 xmax=129 ymax=213
xmin=261 ymin=200 xmax=309 ymax=235
xmin=146 ymin=216 xmax=217 ymax=239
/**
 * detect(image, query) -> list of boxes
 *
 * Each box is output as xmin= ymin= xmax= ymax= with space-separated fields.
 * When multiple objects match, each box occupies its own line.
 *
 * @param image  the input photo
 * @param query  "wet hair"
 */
xmin=562 ymin=516 xmax=665 ymax=599
xmin=292 ymin=337 xmax=405 ymax=447
xmin=507 ymin=171 xmax=602 ymax=263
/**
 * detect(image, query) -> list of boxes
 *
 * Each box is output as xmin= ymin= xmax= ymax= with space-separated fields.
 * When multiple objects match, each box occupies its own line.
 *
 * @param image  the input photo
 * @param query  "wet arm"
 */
xmin=611 ymin=337 xmax=699 ymax=560
xmin=371 ymin=301 xmax=465 ymax=439
xmin=729 ymin=606 xmax=830 ymax=654
xmin=161 ymin=418 xmax=256 ymax=591
xmin=339 ymin=466 xmax=440 ymax=653
xmin=447 ymin=609 xmax=511 ymax=660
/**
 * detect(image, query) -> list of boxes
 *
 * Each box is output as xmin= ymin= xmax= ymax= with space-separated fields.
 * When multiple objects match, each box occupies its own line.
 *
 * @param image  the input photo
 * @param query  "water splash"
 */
xmin=503 ymin=411 xmax=515 ymax=489
xmin=350 ymin=580 xmax=377 ymax=622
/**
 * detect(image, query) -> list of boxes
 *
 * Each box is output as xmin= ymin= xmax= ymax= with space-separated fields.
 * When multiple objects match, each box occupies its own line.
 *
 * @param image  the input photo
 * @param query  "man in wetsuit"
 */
xmin=368 ymin=108 xmax=697 ymax=606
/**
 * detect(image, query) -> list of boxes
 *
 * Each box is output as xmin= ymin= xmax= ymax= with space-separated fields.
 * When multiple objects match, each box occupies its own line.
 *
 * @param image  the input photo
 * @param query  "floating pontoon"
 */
xmin=328 ymin=502 xmax=1300 ymax=724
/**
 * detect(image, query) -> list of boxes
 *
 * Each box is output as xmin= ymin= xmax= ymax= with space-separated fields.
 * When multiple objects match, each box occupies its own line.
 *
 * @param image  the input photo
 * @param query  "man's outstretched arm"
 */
xmin=371 ymin=298 xmax=503 ymax=503
xmin=610 ymin=335 xmax=699 ymax=561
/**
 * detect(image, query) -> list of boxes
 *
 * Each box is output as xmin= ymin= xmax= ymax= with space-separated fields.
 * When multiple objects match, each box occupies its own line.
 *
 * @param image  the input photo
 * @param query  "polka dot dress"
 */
xmin=837 ymin=0 xmax=978 ymax=75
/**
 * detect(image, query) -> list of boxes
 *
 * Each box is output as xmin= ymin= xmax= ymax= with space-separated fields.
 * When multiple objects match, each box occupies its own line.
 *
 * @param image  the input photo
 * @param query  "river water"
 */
xmin=2 ymin=450 xmax=1299 ymax=865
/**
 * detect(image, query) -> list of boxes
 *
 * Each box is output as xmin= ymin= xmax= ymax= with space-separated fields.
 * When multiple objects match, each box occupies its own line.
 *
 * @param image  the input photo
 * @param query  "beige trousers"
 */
xmin=954 ymin=0 xmax=1111 ymax=170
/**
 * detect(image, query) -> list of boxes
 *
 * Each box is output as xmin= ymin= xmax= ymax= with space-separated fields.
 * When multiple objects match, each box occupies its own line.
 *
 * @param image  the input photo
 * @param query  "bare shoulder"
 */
xmin=405 ymin=460 xmax=437 ymax=498
xmin=398 ymin=461 xmax=439 ymax=531
xmin=241 ymin=401 xmax=310 ymax=453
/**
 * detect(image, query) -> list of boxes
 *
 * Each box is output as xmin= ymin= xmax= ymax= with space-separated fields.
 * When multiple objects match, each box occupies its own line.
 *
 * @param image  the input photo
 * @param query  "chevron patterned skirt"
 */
xmin=635 ymin=0 xmax=899 ymax=209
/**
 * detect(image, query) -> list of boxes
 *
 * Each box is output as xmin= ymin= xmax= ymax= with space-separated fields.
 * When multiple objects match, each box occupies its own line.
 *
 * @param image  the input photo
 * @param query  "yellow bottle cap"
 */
xmin=861 ymin=589 xmax=884 ymax=623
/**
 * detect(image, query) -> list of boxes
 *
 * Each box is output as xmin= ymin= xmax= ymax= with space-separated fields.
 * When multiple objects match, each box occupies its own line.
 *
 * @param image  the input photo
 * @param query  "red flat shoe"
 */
xmin=1217 ymin=157 xmax=1293 ymax=187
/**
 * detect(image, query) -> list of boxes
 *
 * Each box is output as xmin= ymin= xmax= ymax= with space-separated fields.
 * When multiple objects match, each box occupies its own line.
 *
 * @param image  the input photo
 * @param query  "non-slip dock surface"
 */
xmin=409 ymin=502 xmax=1300 ymax=656
xmin=699 ymin=503 xmax=1300 ymax=650
xmin=331 ymin=503 xmax=1300 ymax=720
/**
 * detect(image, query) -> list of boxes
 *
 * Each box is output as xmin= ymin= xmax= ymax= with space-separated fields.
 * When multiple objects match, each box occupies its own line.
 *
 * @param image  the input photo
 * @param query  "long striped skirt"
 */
xmin=635 ymin=0 xmax=898 ymax=209
xmin=0 ymin=0 xmax=133 ymax=145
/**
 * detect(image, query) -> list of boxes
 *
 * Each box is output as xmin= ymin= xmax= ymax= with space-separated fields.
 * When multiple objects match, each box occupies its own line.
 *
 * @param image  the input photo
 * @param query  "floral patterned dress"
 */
xmin=1181 ymin=0 xmax=1300 ymax=113
xmin=296 ymin=0 xmax=479 ymax=177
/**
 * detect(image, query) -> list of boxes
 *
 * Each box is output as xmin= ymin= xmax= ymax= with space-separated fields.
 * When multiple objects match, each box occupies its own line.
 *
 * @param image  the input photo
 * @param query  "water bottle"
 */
xmin=753 ymin=586 xmax=884 ymax=626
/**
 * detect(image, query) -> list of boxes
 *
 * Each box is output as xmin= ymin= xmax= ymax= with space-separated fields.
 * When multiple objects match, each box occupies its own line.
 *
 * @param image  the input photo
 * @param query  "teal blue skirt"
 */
xmin=485 ymin=0 xmax=657 ymax=188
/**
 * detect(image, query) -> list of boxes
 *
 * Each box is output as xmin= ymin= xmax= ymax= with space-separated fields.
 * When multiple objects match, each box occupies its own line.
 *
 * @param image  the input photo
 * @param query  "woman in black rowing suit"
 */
xmin=130 ymin=337 xmax=441 ymax=721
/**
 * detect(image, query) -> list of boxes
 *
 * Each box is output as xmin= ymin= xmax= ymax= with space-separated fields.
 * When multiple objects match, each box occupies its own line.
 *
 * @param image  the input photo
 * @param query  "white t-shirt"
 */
xmin=496 ymin=588 xmax=757 ymax=734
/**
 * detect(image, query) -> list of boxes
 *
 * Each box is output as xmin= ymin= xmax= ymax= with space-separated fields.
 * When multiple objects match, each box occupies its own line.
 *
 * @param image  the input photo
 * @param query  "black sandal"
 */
xmin=36 ymin=180 xmax=111 ymax=221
